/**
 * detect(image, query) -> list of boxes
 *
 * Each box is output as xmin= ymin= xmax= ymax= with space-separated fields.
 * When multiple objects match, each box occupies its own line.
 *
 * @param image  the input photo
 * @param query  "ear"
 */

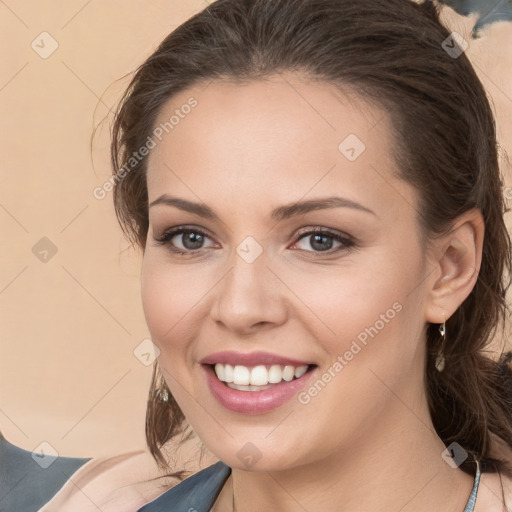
xmin=424 ymin=209 xmax=484 ymax=324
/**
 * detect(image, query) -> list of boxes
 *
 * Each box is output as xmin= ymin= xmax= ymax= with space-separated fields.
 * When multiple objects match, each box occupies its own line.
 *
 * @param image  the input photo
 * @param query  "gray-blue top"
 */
xmin=137 ymin=459 xmax=481 ymax=512
xmin=0 ymin=432 xmax=482 ymax=511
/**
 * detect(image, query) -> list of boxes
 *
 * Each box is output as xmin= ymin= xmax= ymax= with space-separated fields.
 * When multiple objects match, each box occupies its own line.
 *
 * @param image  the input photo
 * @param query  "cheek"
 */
xmin=280 ymin=255 xmax=408 ymax=339
xmin=141 ymin=256 xmax=175 ymax=343
xmin=140 ymin=253 xmax=209 ymax=352
xmin=279 ymin=245 xmax=426 ymax=380
xmin=285 ymin=260 xmax=425 ymax=444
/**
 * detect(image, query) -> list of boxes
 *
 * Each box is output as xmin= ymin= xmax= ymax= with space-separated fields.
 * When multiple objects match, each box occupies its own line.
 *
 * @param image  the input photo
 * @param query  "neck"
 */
xmin=213 ymin=392 xmax=475 ymax=512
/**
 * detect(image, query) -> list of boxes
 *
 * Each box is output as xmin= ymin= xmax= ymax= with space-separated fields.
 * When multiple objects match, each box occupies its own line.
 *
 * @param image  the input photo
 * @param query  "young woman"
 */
xmin=109 ymin=0 xmax=512 ymax=509
xmin=7 ymin=0 xmax=511 ymax=510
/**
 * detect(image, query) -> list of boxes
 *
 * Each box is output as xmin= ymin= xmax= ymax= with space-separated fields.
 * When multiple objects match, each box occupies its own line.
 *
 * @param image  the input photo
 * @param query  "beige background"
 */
xmin=0 ymin=1 xmax=511 ymax=460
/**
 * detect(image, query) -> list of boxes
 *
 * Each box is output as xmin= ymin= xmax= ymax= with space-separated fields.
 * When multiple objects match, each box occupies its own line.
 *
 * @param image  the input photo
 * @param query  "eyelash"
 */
xmin=153 ymin=226 xmax=356 ymax=257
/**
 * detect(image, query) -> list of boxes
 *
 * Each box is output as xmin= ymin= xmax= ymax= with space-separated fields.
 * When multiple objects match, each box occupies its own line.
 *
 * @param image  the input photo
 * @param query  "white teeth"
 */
xmin=294 ymin=365 xmax=308 ymax=378
xmin=250 ymin=365 xmax=268 ymax=386
xmin=233 ymin=365 xmax=250 ymax=385
xmin=268 ymin=365 xmax=282 ymax=383
xmin=214 ymin=363 xmax=310 ymax=386
xmin=227 ymin=382 xmax=274 ymax=392
xmin=282 ymin=365 xmax=295 ymax=382
xmin=224 ymin=364 xmax=234 ymax=383
xmin=214 ymin=363 xmax=225 ymax=382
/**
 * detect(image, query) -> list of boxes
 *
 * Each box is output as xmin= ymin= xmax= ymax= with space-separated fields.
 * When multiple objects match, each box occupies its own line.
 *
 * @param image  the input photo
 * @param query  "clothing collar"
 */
xmin=137 ymin=461 xmax=231 ymax=512
xmin=137 ymin=460 xmax=481 ymax=512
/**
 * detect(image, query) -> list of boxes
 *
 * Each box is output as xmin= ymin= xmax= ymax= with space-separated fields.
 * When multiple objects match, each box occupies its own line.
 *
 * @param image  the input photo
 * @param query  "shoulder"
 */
xmin=0 ymin=431 xmax=195 ymax=512
xmin=0 ymin=432 xmax=90 ymax=511
xmin=476 ymin=470 xmax=512 ymax=512
xmin=40 ymin=449 xmax=175 ymax=512
xmin=40 ymin=436 xmax=220 ymax=512
xmin=475 ymin=434 xmax=512 ymax=512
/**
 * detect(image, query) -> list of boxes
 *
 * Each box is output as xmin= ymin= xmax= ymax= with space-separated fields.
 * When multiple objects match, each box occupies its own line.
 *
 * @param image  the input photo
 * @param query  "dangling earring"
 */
xmin=156 ymin=386 xmax=169 ymax=402
xmin=436 ymin=321 xmax=446 ymax=372
xmin=155 ymin=366 xmax=170 ymax=402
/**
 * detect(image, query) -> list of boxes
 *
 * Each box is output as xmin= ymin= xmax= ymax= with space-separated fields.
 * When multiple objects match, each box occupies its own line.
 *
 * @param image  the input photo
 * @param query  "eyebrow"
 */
xmin=148 ymin=194 xmax=376 ymax=221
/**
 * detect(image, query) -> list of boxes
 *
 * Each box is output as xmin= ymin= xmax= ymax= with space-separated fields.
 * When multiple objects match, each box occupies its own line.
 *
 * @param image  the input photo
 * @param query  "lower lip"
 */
xmin=202 ymin=364 xmax=316 ymax=414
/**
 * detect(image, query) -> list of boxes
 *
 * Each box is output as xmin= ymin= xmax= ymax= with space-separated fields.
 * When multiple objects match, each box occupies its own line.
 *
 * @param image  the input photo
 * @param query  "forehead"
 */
xmin=146 ymin=74 xmax=415 ymax=221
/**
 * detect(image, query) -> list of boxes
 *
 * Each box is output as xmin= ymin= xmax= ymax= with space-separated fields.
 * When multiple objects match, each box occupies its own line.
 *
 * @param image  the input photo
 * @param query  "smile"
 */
xmin=200 ymin=351 xmax=317 ymax=413
xmin=214 ymin=363 xmax=310 ymax=390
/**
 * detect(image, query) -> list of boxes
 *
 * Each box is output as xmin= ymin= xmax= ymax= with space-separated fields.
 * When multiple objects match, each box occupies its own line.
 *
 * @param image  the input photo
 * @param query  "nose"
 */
xmin=210 ymin=248 xmax=288 ymax=335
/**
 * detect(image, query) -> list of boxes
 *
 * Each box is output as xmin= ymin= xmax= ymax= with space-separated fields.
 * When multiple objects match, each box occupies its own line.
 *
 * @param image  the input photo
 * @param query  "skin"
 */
xmin=141 ymin=73 xmax=485 ymax=512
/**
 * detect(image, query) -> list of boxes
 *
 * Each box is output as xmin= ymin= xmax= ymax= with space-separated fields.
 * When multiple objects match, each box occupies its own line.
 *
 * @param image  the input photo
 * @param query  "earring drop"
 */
xmin=436 ymin=321 xmax=446 ymax=372
xmin=157 ymin=387 xmax=169 ymax=402
xmin=156 ymin=372 xmax=170 ymax=402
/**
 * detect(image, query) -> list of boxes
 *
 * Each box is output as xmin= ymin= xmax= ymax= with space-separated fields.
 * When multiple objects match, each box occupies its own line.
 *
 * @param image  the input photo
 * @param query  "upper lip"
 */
xmin=200 ymin=351 xmax=314 ymax=367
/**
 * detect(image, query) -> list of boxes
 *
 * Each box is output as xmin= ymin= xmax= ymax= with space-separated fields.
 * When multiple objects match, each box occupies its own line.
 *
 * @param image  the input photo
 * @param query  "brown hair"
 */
xmin=111 ymin=0 xmax=512 ymax=481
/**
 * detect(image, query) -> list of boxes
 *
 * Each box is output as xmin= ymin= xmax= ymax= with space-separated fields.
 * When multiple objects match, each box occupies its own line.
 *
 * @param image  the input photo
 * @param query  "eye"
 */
xmin=291 ymin=228 xmax=355 ymax=254
xmin=153 ymin=225 xmax=355 ymax=256
xmin=153 ymin=226 xmax=216 ymax=254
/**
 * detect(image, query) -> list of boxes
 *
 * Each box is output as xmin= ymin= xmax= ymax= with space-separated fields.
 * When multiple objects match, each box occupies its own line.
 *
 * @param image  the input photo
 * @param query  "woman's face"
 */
xmin=141 ymin=74 xmax=433 ymax=471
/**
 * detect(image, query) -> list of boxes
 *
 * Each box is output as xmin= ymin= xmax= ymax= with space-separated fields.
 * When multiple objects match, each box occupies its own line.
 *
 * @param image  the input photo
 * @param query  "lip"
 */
xmin=201 ymin=360 xmax=317 ymax=414
xmin=200 ymin=350 xmax=313 ymax=367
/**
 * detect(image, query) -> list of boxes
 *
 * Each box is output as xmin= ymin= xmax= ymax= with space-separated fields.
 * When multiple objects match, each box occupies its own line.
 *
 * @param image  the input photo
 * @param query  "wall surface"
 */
xmin=0 ymin=1 xmax=511 ymax=460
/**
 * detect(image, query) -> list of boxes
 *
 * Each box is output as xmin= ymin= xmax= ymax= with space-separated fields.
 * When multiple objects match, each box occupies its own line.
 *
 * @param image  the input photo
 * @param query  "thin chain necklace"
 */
xmin=232 ymin=474 xmax=236 ymax=512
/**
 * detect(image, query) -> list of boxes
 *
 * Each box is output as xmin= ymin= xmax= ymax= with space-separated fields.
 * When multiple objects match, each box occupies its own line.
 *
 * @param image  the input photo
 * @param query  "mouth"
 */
xmin=211 ymin=363 xmax=316 ymax=391
xmin=200 ymin=352 xmax=318 ymax=413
